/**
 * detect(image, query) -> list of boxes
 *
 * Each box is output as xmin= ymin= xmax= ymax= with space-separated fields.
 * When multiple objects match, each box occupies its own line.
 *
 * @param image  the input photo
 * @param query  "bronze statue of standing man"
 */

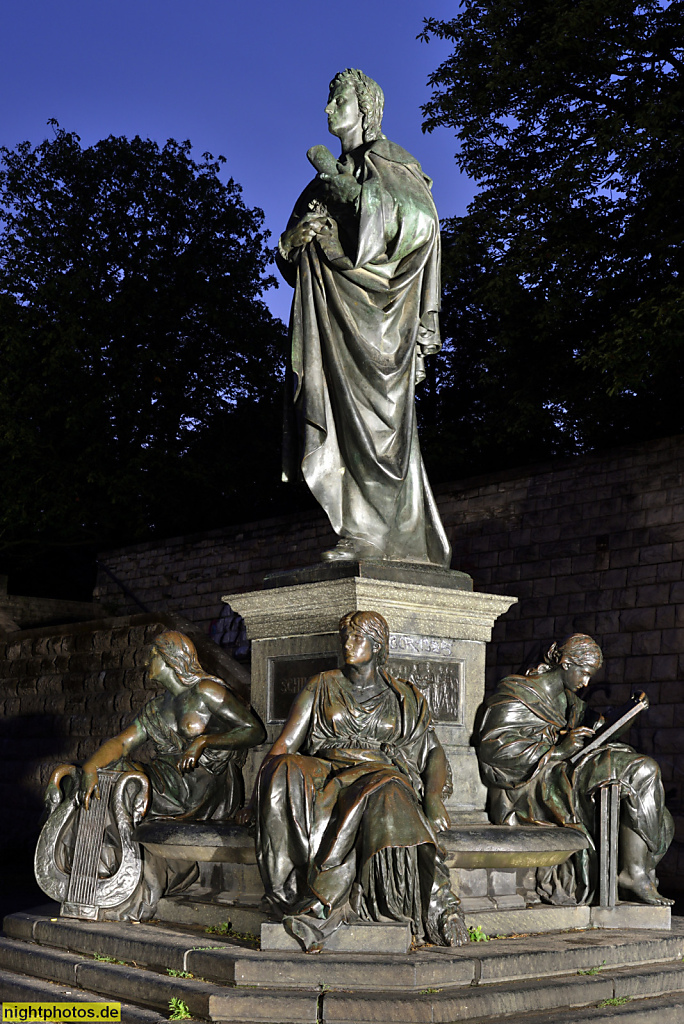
xmin=278 ymin=69 xmax=451 ymax=567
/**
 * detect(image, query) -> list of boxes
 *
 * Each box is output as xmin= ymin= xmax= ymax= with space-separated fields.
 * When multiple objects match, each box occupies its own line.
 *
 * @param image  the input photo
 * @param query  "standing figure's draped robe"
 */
xmin=255 ymin=669 xmax=460 ymax=945
xmin=478 ymin=673 xmax=674 ymax=904
xmin=279 ymin=138 xmax=451 ymax=566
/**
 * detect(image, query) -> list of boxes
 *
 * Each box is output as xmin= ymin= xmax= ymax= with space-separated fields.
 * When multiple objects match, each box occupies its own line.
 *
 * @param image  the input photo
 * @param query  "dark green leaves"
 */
xmin=418 ymin=1 xmax=684 ymax=480
xmin=0 ymin=126 xmax=288 ymax=595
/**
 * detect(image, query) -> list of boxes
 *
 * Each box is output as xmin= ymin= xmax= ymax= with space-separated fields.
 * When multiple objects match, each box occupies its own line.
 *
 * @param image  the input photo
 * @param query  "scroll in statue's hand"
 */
xmin=319 ymin=170 xmax=361 ymax=205
xmin=424 ymin=793 xmax=451 ymax=834
xmin=179 ymin=736 xmax=206 ymax=772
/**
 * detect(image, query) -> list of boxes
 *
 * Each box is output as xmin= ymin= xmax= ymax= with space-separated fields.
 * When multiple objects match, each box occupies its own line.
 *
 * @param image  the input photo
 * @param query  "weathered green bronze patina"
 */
xmin=278 ymin=69 xmax=450 ymax=566
xmin=241 ymin=611 xmax=468 ymax=951
xmin=478 ymin=634 xmax=674 ymax=906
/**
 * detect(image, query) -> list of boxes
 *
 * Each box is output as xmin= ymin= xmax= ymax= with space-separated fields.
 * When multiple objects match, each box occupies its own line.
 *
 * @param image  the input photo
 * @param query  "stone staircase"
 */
xmin=2 ymin=905 xmax=684 ymax=1023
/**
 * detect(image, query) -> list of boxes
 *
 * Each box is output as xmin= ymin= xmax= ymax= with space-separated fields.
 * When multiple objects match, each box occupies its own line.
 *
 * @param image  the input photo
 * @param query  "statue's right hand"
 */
xmin=283 ymin=212 xmax=330 ymax=251
xmin=81 ymin=770 xmax=100 ymax=811
xmin=233 ymin=804 xmax=254 ymax=826
xmin=556 ymin=726 xmax=595 ymax=758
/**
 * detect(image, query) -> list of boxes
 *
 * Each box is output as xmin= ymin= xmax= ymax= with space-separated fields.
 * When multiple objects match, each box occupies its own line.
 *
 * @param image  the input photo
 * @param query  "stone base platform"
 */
xmin=155 ymin=891 xmax=670 ymax=941
xmin=223 ymin=564 xmax=517 ymax=824
xmin=261 ymin=920 xmax=412 ymax=953
xmin=2 ymin=906 xmax=683 ymax=1023
xmin=260 ymin=906 xmax=670 ymax=950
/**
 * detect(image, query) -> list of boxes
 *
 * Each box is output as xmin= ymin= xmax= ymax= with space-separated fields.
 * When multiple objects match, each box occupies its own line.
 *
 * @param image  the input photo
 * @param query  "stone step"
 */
xmin=5 ymin=910 xmax=684 ymax=993
xmin=0 ymin=934 xmax=319 ymax=1023
xmin=465 ymin=901 xmax=671 ymax=935
xmin=0 ymin=965 xmax=172 ymax=1022
xmin=463 ymin=992 xmax=684 ymax=1023
xmin=156 ymin=894 xmax=269 ymax=935
xmin=0 ymin=934 xmax=226 ymax=1019
xmin=4 ymin=908 xmax=684 ymax=1023
xmin=260 ymin=919 xmax=413 ymax=953
xmin=319 ymin=960 xmax=684 ymax=1023
xmin=3 ymin=950 xmax=684 ymax=1024
xmin=155 ymin=892 xmax=671 ymax=939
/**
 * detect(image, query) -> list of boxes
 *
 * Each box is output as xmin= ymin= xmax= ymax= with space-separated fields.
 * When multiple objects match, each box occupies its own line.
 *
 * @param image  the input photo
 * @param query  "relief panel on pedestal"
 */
xmin=265 ymin=632 xmax=462 ymax=727
xmin=388 ymin=632 xmax=462 ymax=726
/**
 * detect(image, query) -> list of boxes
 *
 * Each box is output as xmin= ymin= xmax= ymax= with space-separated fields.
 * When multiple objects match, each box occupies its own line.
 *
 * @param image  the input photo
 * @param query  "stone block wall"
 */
xmin=0 ymin=609 xmax=251 ymax=860
xmin=0 ymin=613 xmax=215 ymax=858
xmin=95 ymin=514 xmax=336 ymax=628
xmin=94 ymin=432 xmax=684 ymax=890
xmin=439 ymin=434 xmax=684 ymax=888
xmin=0 ymin=574 xmax=105 ymax=632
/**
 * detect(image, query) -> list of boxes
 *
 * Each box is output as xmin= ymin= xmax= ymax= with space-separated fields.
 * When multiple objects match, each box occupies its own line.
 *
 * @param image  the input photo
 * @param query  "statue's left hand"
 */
xmin=81 ymin=769 xmax=100 ymax=811
xmin=424 ymin=793 xmax=451 ymax=834
xmin=179 ymin=737 xmax=206 ymax=772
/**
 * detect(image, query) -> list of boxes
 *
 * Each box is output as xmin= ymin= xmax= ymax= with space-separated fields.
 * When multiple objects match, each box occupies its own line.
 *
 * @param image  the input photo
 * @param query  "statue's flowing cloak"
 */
xmin=255 ymin=668 xmax=458 ymax=940
xmin=478 ymin=674 xmax=673 ymax=903
xmin=280 ymin=138 xmax=450 ymax=566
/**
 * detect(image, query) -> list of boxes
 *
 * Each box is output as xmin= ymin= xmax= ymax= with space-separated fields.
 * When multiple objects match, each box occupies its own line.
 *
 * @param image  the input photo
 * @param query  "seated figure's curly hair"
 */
xmin=329 ymin=68 xmax=385 ymax=143
xmin=148 ymin=630 xmax=224 ymax=689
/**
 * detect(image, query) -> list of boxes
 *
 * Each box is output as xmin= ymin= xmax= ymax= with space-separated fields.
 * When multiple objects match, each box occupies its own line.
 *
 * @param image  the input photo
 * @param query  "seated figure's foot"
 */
xmin=442 ymin=910 xmax=470 ymax=946
xmin=617 ymin=871 xmax=674 ymax=906
xmin=284 ymin=903 xmax=346 ymax=953
xmin=321 ymin=538 xmax=357 ymax=562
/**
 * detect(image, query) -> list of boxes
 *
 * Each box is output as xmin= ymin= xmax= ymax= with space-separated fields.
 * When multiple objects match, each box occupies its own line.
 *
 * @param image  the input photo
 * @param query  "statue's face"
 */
xmin=562 ymin=661 xmax=596 ymax=692
xmin=145 ymin=651 xmax=166 ymax=681
xmin=325 ymin=81 xmax=361 ymax=140
xmin=145 ymin=649 xmax=185 ymax=694
xmin=342 ymin=629 xmax=375 ymax=666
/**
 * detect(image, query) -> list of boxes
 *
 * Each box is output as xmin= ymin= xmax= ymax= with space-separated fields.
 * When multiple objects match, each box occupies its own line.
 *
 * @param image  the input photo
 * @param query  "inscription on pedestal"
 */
xmin=390 ymin=633 xmax=458 ymax=658
xmin=389 ymin=633 xmax=462 ymax=724
xmin=267 ymin=654 xmax=339 ymax=723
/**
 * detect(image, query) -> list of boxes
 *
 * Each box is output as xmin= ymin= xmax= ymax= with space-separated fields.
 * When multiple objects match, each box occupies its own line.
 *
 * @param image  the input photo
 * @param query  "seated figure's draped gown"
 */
xmin=255 ymin=669 xmax=460 ymax=944
xmin=478 ymin=673 xmax=674 ymax=904
xmin=279 ymin=138 xmax=451 ymax=566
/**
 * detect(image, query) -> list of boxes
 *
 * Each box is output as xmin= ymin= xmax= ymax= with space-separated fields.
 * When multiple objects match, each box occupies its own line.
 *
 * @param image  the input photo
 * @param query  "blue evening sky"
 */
xmin=0 ymin=0 xmax=475 ymax=322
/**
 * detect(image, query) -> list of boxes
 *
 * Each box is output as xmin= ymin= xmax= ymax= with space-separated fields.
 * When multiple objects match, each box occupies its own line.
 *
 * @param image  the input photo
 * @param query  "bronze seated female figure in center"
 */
xmin=239 ymin=610 xmax=468 ymax=951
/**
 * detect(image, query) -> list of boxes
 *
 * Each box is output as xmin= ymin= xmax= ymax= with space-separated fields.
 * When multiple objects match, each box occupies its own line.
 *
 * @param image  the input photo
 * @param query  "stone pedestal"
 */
xmin=223 ymin=561 xmax=516 ymax=824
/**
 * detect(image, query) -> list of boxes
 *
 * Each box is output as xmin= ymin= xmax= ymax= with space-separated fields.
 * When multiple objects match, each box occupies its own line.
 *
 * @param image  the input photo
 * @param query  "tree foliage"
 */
xmin=0 ymin=125 xmax=292 ymax=596
xmin=418 ymin=0 xmax=684 ymax=480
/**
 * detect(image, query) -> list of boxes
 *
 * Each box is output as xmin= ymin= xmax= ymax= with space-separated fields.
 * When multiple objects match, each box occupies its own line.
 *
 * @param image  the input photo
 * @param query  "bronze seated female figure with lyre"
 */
xmin=35 ymin=630 xmax=265 ymax=921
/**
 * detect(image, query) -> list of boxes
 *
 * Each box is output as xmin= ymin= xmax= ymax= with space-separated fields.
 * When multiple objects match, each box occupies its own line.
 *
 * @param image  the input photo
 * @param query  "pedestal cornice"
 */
xmin=223 ymin=577 xmax=517 ymax=643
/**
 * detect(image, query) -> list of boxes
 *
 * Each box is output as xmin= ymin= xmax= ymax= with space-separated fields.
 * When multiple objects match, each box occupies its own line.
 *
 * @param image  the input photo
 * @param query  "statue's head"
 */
xmin=147 ymin=630 xmax=203 ymax=688
xmin=339 ymin=610 xmax=390 ymax=665
xmin=328 ymin=69 xmax=385 ymax=143
xmin=529 ymin=633 xmax=603 ymax=687
xmin=558 ymin=634 xmax=603 ymax=674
